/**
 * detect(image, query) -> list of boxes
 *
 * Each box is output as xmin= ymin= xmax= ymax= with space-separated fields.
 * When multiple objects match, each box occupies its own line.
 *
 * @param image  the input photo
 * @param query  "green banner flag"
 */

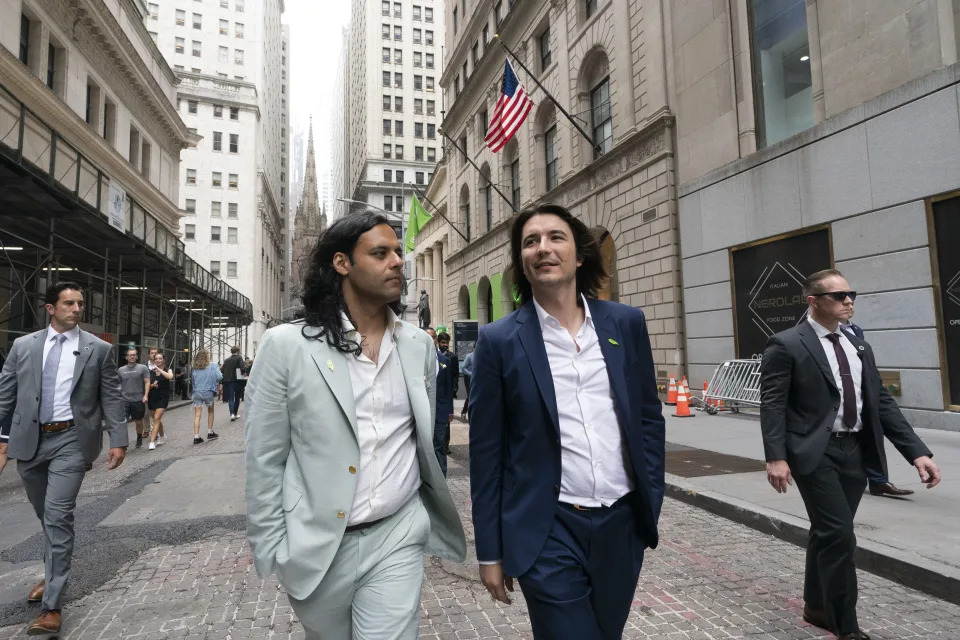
xmin=405 ymin=195 xmax=433 ymax=252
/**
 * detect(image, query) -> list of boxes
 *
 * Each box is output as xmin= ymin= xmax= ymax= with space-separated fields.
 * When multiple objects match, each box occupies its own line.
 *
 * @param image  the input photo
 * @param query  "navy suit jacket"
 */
xmin=435 ymin=351 xmax=454 ymax=419
xmin=468 ymin=298 xmax=666 ymax=578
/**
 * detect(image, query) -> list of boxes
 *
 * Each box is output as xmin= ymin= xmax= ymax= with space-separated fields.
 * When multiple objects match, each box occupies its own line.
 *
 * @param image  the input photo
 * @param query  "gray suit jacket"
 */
xmin=244 ymin=320 xmax=467 ymax=600
xmin=0 ymin=328 xmax=128 ymax=463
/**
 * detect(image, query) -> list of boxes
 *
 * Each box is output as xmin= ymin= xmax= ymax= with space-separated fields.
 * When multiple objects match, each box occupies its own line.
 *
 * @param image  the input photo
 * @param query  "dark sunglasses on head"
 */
xmin=813 ymin=290 xmax=857 ymax=302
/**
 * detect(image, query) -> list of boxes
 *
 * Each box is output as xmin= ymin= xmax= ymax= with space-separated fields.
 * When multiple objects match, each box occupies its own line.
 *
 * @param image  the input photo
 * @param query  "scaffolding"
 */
xmin=0 ymin=82 xmax=253 ymax=370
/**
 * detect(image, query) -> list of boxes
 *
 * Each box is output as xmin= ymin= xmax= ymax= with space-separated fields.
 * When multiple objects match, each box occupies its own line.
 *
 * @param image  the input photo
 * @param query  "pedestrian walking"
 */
xmin=220 ymin=345 xmax=244 ymax=421
xmin=437 ymin=331 xmax=458 ymax=454
xmin=0 ymin=282 xmax=127 ymax=636
xmin=174 ymin=360 xmax=188 ymax=400
xmin=147 ymin=353 xmax=173 ymax=450
xmin=244 ymin=212 xmax=466 ymax=639
xmin=117 ymin=347 xmax=150 ymax=449
xmin=236 ymin=357 xmax=253 ymax=403
xmin=190 ymin=349 xmax=222 ymax=444
xmin=460 ymin=350 xmax=474 ymax=421
xmin=143 ymin=347 xmax=165 ymax=441
xmin=468 ymin=204 xmax=666 ymax=640
xmin=760 ymin=268 xmax=941 ymax=640
xmin=426 ymin=327 xmax=454 ymax=476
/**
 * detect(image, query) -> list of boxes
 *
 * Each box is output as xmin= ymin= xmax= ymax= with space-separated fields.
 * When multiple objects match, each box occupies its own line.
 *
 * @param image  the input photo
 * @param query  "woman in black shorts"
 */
xmin=147 ymin=352 xmax=174 ymax=450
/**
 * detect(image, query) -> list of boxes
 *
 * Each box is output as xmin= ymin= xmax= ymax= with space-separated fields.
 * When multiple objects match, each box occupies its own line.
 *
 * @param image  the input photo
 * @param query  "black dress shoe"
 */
xmin=869 ymin=482 xmax=914 ymax=497
xmin=838 ymin=632 xmax=870 ymax=640
xmin=802 ymin=605 xmax=830 ymax=630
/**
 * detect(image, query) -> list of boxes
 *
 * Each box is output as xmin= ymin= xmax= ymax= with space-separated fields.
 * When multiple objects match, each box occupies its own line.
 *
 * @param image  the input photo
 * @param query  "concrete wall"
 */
xmin=673 ymin=0 xmax=960 ymax=184
xmin=679 ymin=64 xmax=960 ymax=431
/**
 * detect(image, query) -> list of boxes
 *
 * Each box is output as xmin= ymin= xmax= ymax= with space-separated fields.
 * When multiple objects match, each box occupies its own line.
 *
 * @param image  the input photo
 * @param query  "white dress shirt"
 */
xmin=533 ymin=295 xmax=634 ymax=507
xmin=43 ymin=325 xmax=80 ymax=422
xmin=808 ymin=317 xmax=863 ymax=432
xmin=342 ymin=310 xmax=421 ymax=525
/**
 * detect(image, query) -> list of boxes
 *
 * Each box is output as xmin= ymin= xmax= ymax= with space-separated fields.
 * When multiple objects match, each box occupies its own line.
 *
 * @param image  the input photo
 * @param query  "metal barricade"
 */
xmin=704 ymin=358 xmax=763 ymax=411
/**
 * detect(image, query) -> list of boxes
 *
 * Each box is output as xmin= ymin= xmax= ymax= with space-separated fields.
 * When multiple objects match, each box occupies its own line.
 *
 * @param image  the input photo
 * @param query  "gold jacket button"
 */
xmin=336 ymin=511 xmax=345 ymax=519
xmin=348 ymin=465 xmax=357 ymax=474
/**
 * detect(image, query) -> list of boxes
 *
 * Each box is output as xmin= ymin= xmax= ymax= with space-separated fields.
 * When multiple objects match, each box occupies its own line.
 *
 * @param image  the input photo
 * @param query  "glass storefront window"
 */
xmin=749 ymin=0 xmax=814 ymax=147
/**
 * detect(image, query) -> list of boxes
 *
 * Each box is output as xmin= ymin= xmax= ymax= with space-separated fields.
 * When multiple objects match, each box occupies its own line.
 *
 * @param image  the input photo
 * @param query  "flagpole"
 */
xmin=494 ymin=35 xmax=600 ymax=156
xmin=410 ymin=184 xmax=470 ymax=243
xmin=440 ymin=130 xmax=518 ymax=214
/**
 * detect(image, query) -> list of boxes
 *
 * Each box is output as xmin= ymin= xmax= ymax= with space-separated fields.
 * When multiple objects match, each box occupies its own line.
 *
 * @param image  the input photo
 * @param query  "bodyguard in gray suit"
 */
xmin=245 ymin=213 xmax=467 ymax=639
xmin=0 ymin=282 xmax=127 ymax=635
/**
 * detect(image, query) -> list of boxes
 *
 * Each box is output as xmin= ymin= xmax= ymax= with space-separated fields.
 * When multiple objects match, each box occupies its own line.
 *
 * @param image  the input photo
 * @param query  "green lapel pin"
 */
xmin=608 ymin=338 xmax=619 ymax=347
xmin=327 ymin=359 xmax=335 ymax=371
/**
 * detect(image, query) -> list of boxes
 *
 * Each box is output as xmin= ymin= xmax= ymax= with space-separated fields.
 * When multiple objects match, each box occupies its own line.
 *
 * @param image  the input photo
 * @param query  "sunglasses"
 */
xmin=813 ymin=290 xmax=857 ymax=302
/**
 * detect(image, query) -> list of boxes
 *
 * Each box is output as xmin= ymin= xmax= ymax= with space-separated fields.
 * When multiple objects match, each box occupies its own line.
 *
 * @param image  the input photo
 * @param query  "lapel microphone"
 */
xmin=73 ymin=351 xmax=80 ymax=356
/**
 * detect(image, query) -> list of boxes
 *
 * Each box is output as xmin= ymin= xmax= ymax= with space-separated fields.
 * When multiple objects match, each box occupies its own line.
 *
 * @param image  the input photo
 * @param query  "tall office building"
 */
xmin=330 ymin=26 xmax=351 ymax=222
xmin=334 ymin=0 xmax=445 ymax=226
xmin=149 ymin=0 xmax=289 ymax=357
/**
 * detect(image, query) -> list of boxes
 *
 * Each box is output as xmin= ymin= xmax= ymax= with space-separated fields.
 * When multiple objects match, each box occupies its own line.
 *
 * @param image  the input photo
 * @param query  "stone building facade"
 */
xmin=427 ymin=0 xmax=684 ymax=378
xmin=675 ymin=0 xmax=960 ymax=430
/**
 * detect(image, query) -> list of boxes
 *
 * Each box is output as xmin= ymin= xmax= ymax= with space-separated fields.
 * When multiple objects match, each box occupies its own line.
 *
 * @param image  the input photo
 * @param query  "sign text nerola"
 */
xmin=752 ymin=295 xmax=804 ymax=309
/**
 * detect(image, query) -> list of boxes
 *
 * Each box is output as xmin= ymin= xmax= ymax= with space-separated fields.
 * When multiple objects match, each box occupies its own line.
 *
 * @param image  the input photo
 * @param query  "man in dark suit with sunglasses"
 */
xmin=760 ymin=269 xmax=941 ymax=640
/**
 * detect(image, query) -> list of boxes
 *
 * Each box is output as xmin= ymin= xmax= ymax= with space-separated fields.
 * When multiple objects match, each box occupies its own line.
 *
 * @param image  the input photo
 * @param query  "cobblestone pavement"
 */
xmin=3 ymin=473 xmax=960 ymax=639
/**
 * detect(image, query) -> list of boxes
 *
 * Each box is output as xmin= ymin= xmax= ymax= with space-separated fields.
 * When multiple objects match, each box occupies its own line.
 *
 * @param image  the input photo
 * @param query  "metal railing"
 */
xmin=704 ymin=358 xmax=763 ymax=411
xmin=0 ymin=82 xmax=252 ymax=318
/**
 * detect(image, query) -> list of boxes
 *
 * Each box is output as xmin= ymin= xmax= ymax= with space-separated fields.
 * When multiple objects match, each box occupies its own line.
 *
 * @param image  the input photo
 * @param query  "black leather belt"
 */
xmin=560 ymin=492 xmax=636 ymax=512
xmin=832 ymin=430 xmax=861 ymax=438
xmin=40 ymin=420 xmax=75 ymax=433
xmin=344 ymin=516 xmax=387 ymax=533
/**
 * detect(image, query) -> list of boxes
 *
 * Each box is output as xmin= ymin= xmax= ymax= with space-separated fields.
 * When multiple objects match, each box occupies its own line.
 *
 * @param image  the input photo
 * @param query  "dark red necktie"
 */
xmin=825 ymin=333 xmax=857 ymax=429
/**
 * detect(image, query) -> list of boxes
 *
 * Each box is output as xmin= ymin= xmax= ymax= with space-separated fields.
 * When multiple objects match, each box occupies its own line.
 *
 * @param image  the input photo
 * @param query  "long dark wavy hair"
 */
xmin=509 ymin=203 xmax=608 ymax=306
xmin=300 ymin=211 xmax=404 ymax=355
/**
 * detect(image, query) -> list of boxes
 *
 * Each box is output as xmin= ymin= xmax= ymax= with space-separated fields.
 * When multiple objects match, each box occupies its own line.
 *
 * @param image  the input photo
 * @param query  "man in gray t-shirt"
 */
xmin=118 ymin=348 xmax=150 ymax=448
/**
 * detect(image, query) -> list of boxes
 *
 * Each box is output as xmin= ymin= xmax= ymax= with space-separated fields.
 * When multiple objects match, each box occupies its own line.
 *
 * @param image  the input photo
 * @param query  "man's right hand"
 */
xmin=0 ymin=442 xmax=8 ymax=475
xmin=479 ymin=562 xmax=514 ymax=605
xmin=766 ymin=459 xmax=792 ymax=493
xmin=142 ymin=395 xmax=148 ymax=404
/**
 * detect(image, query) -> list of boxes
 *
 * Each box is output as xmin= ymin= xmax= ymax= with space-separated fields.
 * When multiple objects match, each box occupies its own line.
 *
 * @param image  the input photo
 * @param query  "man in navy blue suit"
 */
xmin=426 ymin=327 xmax=454 ymax=476
xmin=468 ymin=204 xmax=665 ymax=639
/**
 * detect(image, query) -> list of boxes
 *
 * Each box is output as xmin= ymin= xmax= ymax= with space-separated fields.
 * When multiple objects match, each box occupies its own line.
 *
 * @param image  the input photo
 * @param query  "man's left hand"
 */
xmin=106 ymin=447 xmax=126 ymax=470
xmin=914 ymin=456 xmax=941 ymax=488
xmin=0 ymin=442 xmax=7 ymax=475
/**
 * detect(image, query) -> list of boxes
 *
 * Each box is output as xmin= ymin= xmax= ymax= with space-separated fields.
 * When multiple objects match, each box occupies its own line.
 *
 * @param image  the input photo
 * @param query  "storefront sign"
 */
xmin=453 ymin=320 xmax=479 ymax=360
xmin=932 ymin=197 xmax=960 ymax=407
xmin=731 ymin=228 xmax=832 ymax=359
xmin=107 ymin=180 xmax=126 ymax=232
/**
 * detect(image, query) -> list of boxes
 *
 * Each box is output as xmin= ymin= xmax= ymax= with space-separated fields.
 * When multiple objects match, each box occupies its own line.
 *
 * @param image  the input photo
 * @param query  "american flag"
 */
xmin=485 ymin=59 xmax=534 ymax=153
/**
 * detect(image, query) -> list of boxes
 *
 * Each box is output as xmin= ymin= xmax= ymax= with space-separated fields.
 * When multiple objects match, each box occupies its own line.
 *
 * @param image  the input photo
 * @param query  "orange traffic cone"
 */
xmin=681 ymin=376 xmax=688 ymax=390
xmin=673 ymin=383 xmax=694 ymax=418
xmin=666 ymin=375 xmax=678 ymax=405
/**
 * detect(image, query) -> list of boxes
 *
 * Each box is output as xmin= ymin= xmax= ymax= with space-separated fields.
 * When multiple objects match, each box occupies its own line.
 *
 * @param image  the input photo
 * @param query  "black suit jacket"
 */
xmin=435 ymin=351 xmax=454 ymax=418
xmin=759 ymin=322 xmax=931 ymax=477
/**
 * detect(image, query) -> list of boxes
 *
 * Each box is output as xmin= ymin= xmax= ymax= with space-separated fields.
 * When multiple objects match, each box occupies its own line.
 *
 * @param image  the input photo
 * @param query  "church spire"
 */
xmin=300 ymin=117 xmax=320 ymax=227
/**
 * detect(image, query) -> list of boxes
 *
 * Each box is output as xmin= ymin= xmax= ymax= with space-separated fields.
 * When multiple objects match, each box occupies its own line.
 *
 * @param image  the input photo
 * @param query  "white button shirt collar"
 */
xmin=531 ymin=295 xmax=634 ymax=507
xmin=43 ymin=325 xmax=81 ymax=422
xmin=339 ymin=309 xmax=420 ymax=525
xmin=807 ymin=316 xmax=863 ymax=432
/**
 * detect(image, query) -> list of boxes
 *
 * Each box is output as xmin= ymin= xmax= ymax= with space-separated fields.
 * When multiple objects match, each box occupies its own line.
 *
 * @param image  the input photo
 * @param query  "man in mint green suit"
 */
xmin=245 ymin=213 xmax=466 ymax=639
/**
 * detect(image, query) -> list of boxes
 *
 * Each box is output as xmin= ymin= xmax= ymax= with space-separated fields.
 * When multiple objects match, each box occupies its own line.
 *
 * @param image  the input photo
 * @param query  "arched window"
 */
xmin=578 ymin=47 xmax=612 ymax=159
xmin=479 ymin=163 xmax=493 ymax=232
xmin=460 ymin=184 xmax=471 ymax=241
xmin=502 ymin=139 xmax=520 ymax=213
xmin=534 ymin=102 xmax=558 ymax=193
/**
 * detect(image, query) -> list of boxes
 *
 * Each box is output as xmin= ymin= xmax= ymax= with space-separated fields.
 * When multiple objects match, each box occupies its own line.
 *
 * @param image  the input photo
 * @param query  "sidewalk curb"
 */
xmin=664 ymin=472 xmax=960 ymax=607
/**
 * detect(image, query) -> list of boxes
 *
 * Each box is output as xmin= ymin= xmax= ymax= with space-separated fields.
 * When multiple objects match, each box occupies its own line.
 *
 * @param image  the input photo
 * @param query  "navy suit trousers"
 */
xmin=517 ymin=496 xmax=645 ymax=640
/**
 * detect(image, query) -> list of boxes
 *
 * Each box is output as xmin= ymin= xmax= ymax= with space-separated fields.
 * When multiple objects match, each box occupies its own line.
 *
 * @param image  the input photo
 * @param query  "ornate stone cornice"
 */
xmin=551 ymin=114 xmax=673 ymax=208
xmin=0 ymin=48 xmax=183 ymax=230
xmin=56 ymin=0 xmax=194 ymax=153
xmin=445 ymin=113 xmax=675 ymax=264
